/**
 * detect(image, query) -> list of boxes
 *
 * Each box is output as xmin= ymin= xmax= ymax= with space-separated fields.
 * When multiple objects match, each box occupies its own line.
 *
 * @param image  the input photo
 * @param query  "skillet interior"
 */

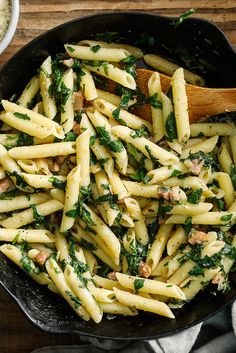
xmin=1 ymin=12 xmax=236 ymax=339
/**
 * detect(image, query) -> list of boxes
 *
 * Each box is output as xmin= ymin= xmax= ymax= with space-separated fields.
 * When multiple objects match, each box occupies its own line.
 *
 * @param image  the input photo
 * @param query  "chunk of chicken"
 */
xmin=34 ymin=250 xmax=50 ymax=266
xmin=188 ymin=231 xmax=208 ymax=245
xmin=139 ymin=262 xmax=151 ymax=278
xmin=73 ymin=91 xmax=84 ymax=111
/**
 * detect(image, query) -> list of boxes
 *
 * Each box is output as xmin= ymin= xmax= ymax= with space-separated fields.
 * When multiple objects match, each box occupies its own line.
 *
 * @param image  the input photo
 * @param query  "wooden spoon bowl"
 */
xmin=132 ymin=68 xmax=236 ymax=123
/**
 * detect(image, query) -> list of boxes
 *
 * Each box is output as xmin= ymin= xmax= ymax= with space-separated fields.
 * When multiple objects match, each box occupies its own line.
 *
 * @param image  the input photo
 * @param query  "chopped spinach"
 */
xmin=183 ymin=216 xmax=192 ymax=235
xmin=112 ymin=107 xmax=127 ymax=125
xmin=130 ymin=126 xmax=149 ymax=138
xmin=173 ymin=8 xmax=196 ymax=28
xmin=149 ymin=93 xmax=162 ymax=109
xmin=134 ymin=278 xmax=145 ymax=292
xmin=49 ymin=176 xmax=66 ymax=190
xmin=90 ymin=45 xmax=101 ymax=53
xmin=220 ymin=214 xmax=232 ymax=222
xmin=13 ymin=112 xmax=31 ymax=120
xmin=66 ymin=200 xmax=94 ymax=225
xmin=165 ymin=111 xmax=177 ymax=142
xmin=187 ymin=188 xmax=202 ymax=204
xmin=64 ymin=132 xmax=78 ymax=141
xmin=65 ymin=290 xmax=81 ymax=308
xmin=66 ymin=45 xmax=75 ymax=53
xmin=96 ymin=126 xmax=124 ymax=152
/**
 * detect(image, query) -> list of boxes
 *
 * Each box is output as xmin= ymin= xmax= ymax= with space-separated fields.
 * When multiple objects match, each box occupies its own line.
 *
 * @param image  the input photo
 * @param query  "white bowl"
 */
xmin=0 ymin=0 xmax=19 ymax=55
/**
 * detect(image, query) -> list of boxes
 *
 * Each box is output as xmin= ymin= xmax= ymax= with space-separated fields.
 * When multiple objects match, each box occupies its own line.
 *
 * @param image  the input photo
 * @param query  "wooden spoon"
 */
xmin=132 ymin=68 xmax=236 ymax=123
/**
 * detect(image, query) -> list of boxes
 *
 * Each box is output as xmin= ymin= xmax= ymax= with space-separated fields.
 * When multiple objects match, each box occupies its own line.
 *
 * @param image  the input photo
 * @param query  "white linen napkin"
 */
xmin=31 ymin=302 xmax=236 ymax=353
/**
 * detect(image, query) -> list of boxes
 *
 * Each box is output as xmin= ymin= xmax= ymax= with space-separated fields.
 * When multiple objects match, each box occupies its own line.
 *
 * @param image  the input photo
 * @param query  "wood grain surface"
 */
xmin=0 ymin=1 xmax=236 ymax=353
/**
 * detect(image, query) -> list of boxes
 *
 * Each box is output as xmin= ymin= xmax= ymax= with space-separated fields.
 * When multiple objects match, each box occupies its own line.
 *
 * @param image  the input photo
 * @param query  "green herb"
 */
xmin=89 ymin=135 xmax=96 ymax=147
xmin=189 ymin=266 xmax=204 ymax=276
xmin=102 ymin=62 xmax=109 ymax=76
xmin=30 ymin=204 xmax=47 ymax=228
xmin=69 ymin=237 xmax=89 ymax=276
xmin=130 ymin=126 xmax=149 ymax=139
xmin=130 ymin=168 xmax=151 ymax=184
xmin=80 ymin=238 xmax=97 ymax=251
xmin=158 ymin=200 xmax=173 ymax=217
xmin=101 ymin=183 xmax=110 ymax=191
xmin=66 ymin=45 xmax=75 ymax=53
xmin=187 ymin=188 xmax=202 ymax=204
xmin=183 ymin=216 xmax=192 ymax=235
xmin=120 ymin=89 xmax=132 ymax=110
xmin=64 ymin=132 xmax=78 ymax=141
xmin=95 ymin=193 xmax=118 ymax=205
xmin=145 ymin=145 xmax=158 ymax=164
xmin=90 ymin=45 xmax=101 ymax=53
xmin=213 ymin=197 xmax=224 ymax=211
xmin=80 ymin=185 xmax=93 ymax=203
xmin=134 ymin=278 xmax=145 ymax=292
xmin=8 ymin=171 xmax=28 ymax=189
xmin=96 ymin=126 xmax=124 ymax=152
xmin=0 ymin=190 xmax=20 ymax=200
xmin=166 ymin=284 xmax=173 ymax=287
xmin=12 ymin=233 xmax=20 ymax=244
xmin=99 ymin=158 xmax=109 ymax=166
xmin=173 ymin=8 xmax=196 ymax=28
xmin=60 ymin=82 xmax=72 ymax=113
xmin=149 ymin=93 xmax=162 ymax=109
xmin=220 ymin=214 xmax=232 ymax=222
xmin=17 ymin=133 xmax=34 ymax=146
xmin=65 ymin=290 xmax=81 ymax=308
xmin=112 ymin=107 xmax=127 ymax=125
xmin=66 ymin=200 xmax=94 ymax=225
xmin=20 ymin=251 xmax=33 ymax=274
xmin=122 ymin=241 xmax=148 ymax=276
xmin=13 ymin=112 xmax=31 ymax=120
xmin=165 ymin=111 xmax=177 ymax=142
xmin=122 ymin=55 xmax=137 ymax=64
xmin=49 ymin=176 xmax=66 ymax=190
xmin=171 ymin=169 xmax=181 ymax=177
xmin=54 ymin=267 xmax=61 ymax=274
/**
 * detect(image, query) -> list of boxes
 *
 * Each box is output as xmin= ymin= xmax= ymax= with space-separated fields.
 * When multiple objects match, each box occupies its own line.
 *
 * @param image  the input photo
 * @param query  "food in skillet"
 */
xmin=0 ymin=37 xmax=236 ymax=323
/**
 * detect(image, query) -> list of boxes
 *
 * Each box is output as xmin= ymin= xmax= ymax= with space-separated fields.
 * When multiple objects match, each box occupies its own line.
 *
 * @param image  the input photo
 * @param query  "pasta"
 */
xmin=0 ymin=35 xmax=236 ymax=326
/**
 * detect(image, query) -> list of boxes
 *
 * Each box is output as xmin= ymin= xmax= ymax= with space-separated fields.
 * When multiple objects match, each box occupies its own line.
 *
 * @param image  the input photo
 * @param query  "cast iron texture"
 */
xmin=1 ymin=12 xmax=236 ymax=340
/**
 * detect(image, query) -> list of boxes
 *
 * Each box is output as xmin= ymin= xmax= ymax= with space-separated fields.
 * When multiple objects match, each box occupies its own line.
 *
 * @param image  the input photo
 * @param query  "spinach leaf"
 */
xmin=173 ymin=8 xmax=196 ymax=28
xmin=187 ymin=188 xmax=202 ymax=204
xmin=96 ymin=126 xmax=124 ymax=152
xmin=165 ymin=111 xmax=177 ymax=142
xmin=90 ymin=45 xmax=101 ymax=53
xmin=14 ymin=112 xmax=31 ymax=120
xmin=134 ymin=278 xmax=145 ymax=292
xmin=149 ymin=93 xmax=162 ymax=109
xmin=112 ymin=107 xmax=127 ymax=125
xmin=49 ymin=176 xmax=66 ymax=190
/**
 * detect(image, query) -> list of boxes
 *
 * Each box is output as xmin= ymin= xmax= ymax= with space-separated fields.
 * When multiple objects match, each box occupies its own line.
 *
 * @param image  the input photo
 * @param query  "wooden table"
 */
xmin=0 ymin=1 xmax=236 ymax=352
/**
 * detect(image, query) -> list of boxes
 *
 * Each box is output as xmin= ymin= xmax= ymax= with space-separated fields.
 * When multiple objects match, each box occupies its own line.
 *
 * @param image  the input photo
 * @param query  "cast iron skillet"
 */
xmin=1 ymin=12 xmax=236 ymax=340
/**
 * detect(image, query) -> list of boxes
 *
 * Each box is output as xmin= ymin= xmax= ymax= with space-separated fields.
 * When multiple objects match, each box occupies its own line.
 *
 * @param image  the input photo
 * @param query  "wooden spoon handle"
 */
xmin=135 ymin=68 xmax=236 ymax=124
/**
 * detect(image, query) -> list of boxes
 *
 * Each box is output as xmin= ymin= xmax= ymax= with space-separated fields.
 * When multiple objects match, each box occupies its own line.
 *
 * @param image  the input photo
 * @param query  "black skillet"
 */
xmin=1 ymin=12 xmax=236 ymax=340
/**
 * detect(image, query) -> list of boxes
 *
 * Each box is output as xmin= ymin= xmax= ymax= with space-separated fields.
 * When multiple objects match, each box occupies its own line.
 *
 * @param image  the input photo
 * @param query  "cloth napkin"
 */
xmin=32 ymin=301 xmax=236 ymax=353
